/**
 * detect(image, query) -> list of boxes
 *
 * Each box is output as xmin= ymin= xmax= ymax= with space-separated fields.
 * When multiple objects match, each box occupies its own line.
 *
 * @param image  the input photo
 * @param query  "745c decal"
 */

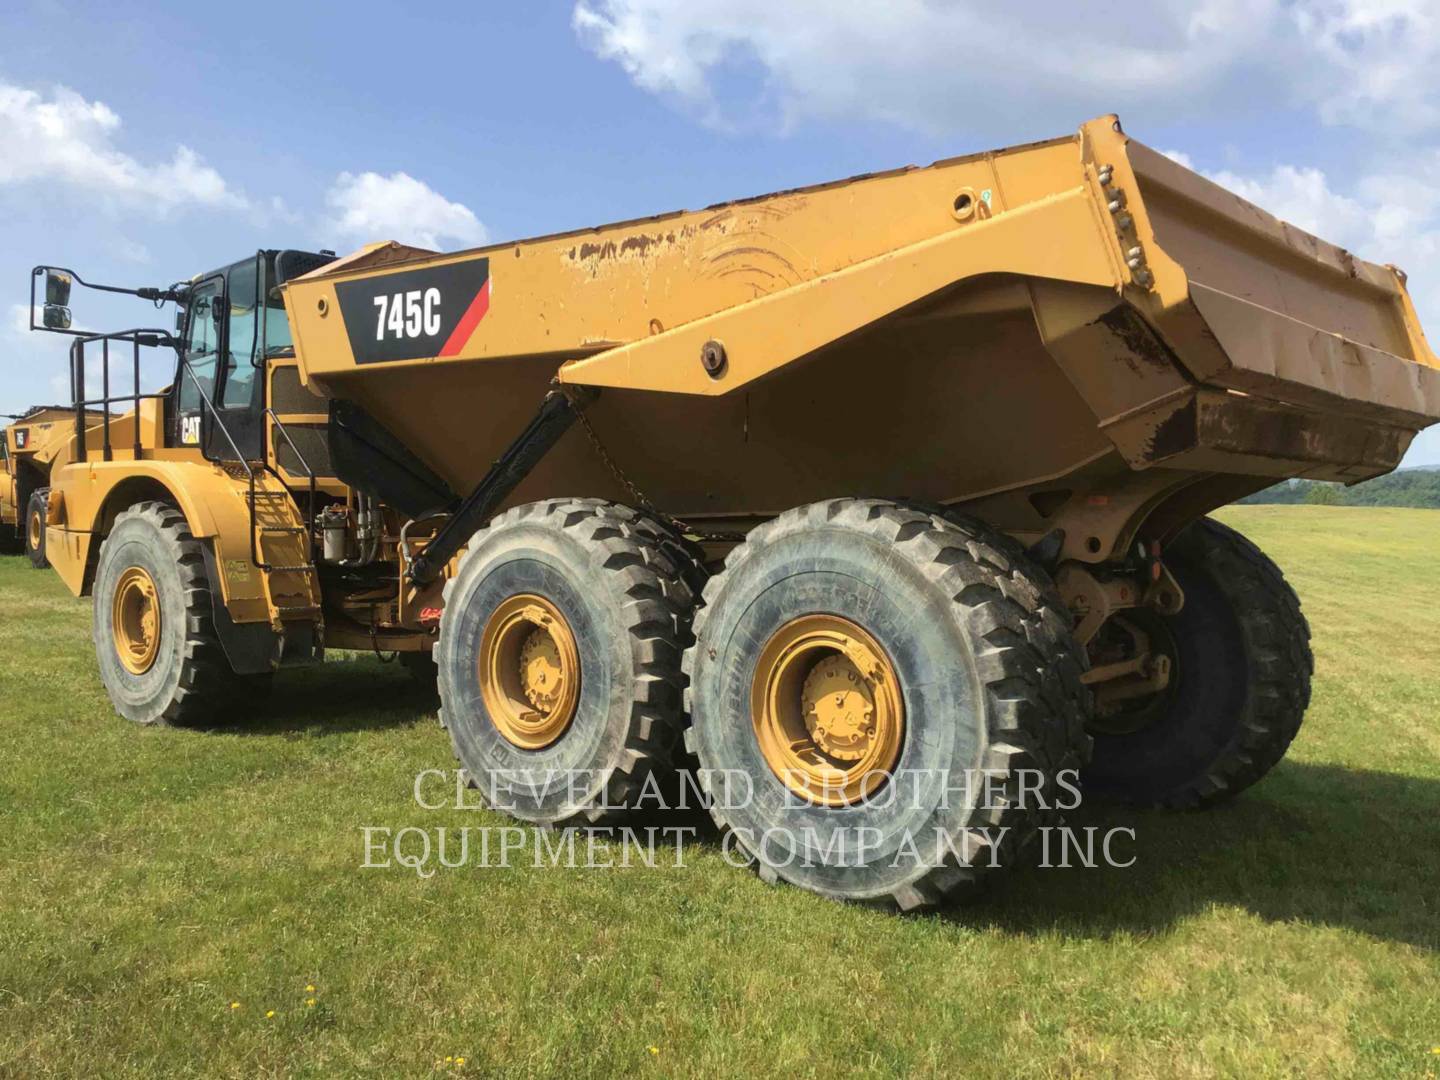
xmin=334 ymin=258 xmax=491 ymax=365
xmin=373 ymin=288 xmax=442 ymax=341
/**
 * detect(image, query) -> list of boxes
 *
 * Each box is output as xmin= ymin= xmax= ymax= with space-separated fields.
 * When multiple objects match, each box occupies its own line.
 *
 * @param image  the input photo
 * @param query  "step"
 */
xmin=273 ymin=603 xmax=321 ymax=615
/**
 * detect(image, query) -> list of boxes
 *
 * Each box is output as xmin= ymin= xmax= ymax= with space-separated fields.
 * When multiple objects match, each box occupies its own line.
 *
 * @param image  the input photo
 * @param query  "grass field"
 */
xmin=1 ymin=505 xmax=1437 ymax=1078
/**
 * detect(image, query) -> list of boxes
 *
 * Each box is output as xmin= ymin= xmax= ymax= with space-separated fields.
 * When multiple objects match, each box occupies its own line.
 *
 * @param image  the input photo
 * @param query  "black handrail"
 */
xmin=68 ymin=329 xmax=174 ymax=465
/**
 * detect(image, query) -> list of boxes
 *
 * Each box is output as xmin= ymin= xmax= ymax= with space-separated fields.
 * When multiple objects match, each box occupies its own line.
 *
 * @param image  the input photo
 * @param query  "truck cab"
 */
xmin=171 ymin=250 xmax=334 ymax=465
xmin=25 ymin=251 xmax=438 ymax=724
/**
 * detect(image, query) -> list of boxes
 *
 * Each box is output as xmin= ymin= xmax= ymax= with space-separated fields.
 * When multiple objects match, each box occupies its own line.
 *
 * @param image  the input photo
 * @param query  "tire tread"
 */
xmin=683 ymin=497 xmax=1091 ymax=908
xmin=436 ymin=499 xmax=705 ymax=827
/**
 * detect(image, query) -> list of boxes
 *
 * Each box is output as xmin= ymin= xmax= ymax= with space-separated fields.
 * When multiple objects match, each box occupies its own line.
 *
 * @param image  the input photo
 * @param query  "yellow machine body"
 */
xmin=282 ymin=116 xmax=1439 ymax=564
xmin=38 ymin=364 xmax=331 ymax=631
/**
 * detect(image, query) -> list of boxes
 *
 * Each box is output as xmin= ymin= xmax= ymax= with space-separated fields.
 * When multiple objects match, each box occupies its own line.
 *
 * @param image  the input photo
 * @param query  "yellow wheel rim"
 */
xmin=27 ymin=507 xmax=42 ymax=551
xmin=478 ymin=594 xmax=581 ymax=750
xmin=751 ymin=614 xmax=904 ymax=806
xmin=112 ymin=566 xmax=162 ymax=676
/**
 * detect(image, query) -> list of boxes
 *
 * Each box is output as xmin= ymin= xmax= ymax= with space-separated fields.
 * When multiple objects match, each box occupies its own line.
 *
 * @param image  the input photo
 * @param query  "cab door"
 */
xmin=174 ymin=276 xmax=222 ymax=451
xmin=211 ymin=255 xmax=266 ymax=463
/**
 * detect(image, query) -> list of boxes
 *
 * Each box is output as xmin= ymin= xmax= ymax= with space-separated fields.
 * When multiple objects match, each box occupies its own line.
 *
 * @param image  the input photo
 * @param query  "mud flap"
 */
xmin=200 ymin=541 xmax=282 ymax=676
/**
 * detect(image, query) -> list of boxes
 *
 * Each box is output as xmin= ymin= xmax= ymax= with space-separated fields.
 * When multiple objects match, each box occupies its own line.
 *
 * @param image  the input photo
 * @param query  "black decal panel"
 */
xmin=334 ymin=259 xmax=490 ymax=365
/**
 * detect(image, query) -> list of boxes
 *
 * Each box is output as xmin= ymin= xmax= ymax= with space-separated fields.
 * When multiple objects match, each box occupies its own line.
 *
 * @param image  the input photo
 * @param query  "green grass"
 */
xmin=1 ymin=505 xmax=1438 ymax=1078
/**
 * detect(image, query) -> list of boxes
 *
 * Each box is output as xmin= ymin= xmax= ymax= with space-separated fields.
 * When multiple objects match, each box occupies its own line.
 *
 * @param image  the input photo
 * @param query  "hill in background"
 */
xmin=1241 ymin=466 xmax=1440 ymax=508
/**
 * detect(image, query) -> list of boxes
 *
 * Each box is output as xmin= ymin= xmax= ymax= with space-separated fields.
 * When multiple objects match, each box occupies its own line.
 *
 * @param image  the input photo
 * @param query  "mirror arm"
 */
xmin=137 ymin=285 xmax=187 ymax=303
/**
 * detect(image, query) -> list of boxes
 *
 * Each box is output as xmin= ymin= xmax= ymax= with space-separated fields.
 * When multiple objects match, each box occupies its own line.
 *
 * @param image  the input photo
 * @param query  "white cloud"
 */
xmin=0 ymin=81 xmax=245 ymax=211
xmin=571 ymin=1 xmax=1279 ymax=133
xmin=323 ymin=171 xmax=487 ymax=251
xmin=1292 ymin=0 xmax=1440 ymax=132
xmin=571 ymin=0 xmax=1440 ymax=136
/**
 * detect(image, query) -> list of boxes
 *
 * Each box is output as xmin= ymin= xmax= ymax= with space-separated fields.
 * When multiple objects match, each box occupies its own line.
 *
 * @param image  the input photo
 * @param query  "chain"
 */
xmin=369 ymin=616 xmax=398 ymax=664
xmin=558 ymin=383 xmax=745 ymax=543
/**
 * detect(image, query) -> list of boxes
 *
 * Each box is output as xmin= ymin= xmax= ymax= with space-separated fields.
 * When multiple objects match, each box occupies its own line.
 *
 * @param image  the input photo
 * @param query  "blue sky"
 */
xmin=4 ymin=0 xmax=1440 ymax=465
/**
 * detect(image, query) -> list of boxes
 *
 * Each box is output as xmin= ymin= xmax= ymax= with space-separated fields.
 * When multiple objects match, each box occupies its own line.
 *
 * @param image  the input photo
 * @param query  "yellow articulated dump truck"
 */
xmin=1 ymin=405 xmax=105 ymax=568
xmin=31 ymin=115 xmax=1440 ymax=907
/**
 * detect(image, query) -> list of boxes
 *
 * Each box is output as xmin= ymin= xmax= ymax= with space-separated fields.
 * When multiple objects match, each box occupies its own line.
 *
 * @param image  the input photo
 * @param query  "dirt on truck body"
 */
xmin=31 ymin=115 xmax=1440 ymax=908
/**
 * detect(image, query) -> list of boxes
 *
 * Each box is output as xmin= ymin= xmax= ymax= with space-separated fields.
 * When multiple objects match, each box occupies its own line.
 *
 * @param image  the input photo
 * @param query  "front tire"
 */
xmin=436 ymin=499 xmax=698 ymax=826
xmin=1082 ymin=518 xmax=1313 ymax=808
xmin=93 ymin=501 xmax=259 ymax=725
xmin=684 ymin=499 xmax=1090 ymax=909
xmin=25 ymin=489 xmax=49 ymax=569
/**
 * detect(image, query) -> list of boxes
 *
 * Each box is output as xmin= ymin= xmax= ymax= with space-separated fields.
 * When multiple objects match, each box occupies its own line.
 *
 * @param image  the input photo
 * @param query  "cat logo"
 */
xmin=180 ymin=415 xmax=201 ymax=446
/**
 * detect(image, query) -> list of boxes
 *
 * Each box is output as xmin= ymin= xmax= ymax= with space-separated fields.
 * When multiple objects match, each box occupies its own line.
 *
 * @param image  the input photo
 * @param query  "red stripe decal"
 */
xmin=439 ymin=278 xmax=491 ymax=356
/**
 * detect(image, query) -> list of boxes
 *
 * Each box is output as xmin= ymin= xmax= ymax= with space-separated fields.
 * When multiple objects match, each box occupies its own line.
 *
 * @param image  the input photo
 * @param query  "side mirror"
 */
xmin=45 ymin=271 xmax=72 ymax=307
xmin=42 ymin=305 xmax=72 ymax=330
xmin=175 ymin=306 xmax=186 ymax=334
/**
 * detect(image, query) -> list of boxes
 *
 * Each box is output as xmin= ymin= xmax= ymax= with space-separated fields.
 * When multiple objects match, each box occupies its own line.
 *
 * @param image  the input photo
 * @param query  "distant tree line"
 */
xmin=1240 ymin=469 xmax=1440 ymax=508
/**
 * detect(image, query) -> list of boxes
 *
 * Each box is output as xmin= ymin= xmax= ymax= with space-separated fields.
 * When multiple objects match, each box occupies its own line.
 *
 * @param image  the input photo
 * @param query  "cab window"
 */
xmin=178 ymin=281 xmax=221 ymax=414
xmin=221 ymin=260 xmax=259 ymax=408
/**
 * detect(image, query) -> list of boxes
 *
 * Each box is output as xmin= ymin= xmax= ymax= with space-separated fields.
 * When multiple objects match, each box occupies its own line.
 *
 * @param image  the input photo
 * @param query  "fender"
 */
xmin=46 ymin=457 xmax=274 ymax=626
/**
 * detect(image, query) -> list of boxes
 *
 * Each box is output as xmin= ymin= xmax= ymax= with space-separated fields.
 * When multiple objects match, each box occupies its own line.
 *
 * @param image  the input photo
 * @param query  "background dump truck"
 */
xmin=1 ymin=405 xmax=104 ymax=568
xmin=31 ymin=115 xmax=1440 ymax=906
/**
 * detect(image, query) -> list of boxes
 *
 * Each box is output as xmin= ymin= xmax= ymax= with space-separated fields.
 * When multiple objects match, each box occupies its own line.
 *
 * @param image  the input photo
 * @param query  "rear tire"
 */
xmin=1082 ymin=517 xmax=1312 ymax=808
xmin=25 ymin=489 xmax=49 ymax=569
xmin=436 ymin=499 xmax=696 ymax=826
xmin=684 ymin=499 xmax=1091 ymax=909
xmin=93 ymin=501 xmax=261 ymax=725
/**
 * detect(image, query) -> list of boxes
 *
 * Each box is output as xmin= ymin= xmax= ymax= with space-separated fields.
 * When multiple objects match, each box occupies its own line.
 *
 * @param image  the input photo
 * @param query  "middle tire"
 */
xmin=436 ymin=499 xmax=698 ymax=826
xmin=25 ymin=488 xmax=49 ymax=569
xmin=684 ymin=499 xmax=1091 ymax=909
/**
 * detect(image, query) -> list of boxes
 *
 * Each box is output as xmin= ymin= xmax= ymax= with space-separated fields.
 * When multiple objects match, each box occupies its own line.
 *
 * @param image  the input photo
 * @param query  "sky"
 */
xmin=3 ymin=0 xmax=1440 ymax=466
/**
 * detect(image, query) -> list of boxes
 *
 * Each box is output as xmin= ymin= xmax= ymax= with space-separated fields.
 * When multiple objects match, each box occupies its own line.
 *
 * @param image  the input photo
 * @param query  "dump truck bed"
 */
xmin=283 ymin=115 xmax=1439 ymax=562
xmin=2 ymin=407 xmax=101 ymax=529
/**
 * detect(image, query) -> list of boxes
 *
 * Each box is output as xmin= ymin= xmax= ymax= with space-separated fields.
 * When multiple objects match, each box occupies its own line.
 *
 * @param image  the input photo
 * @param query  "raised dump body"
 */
xmin=284 ymin=115 xmax=1439 ymax=565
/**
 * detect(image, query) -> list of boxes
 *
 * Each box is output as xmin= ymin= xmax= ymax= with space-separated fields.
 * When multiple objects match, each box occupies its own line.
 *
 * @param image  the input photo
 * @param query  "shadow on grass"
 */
xmin=196 ymin=657 xmax=437 ymax=737
xmin=954 ymin=762 xmax=1440 ymax=953
xmin=571 ymin=760 xmax=1439 ymax=952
